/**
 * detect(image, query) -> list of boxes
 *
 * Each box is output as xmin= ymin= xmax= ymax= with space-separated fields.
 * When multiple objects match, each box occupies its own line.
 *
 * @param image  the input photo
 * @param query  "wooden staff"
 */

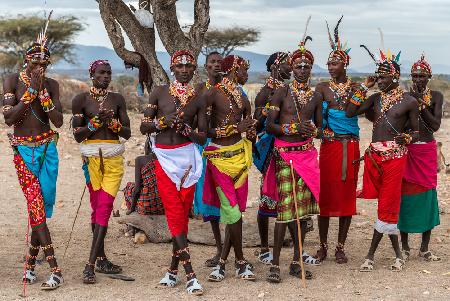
xmin=63 ymin=185 xmax=86 ymax=259
xmin=289 ymin=160 xmax=306 ymax=288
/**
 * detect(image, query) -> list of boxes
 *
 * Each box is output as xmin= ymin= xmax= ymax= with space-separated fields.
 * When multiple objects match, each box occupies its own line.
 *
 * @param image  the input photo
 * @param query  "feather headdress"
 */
xmin=326 ymin=15 xmax=351 ymax=65
xmin=290 ymin=16 xmax=314 ymax=65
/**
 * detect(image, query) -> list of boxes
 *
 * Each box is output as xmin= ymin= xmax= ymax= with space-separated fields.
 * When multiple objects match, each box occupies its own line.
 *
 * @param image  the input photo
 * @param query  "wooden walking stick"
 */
xmin=289 ymin=160 xmax=307 ymax=288
xmin=63 ymin=185 xmax=86 ymax=260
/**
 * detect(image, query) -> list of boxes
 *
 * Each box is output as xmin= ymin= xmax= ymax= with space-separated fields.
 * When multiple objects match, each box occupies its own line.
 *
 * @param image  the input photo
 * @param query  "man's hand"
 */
xmin=29 ymin=67 xmax=44 ymax=92
xmin=363 ymin=75 xmax=377 ymax=89
xmin=165 ymin=111 xmax=184 ymax=128
xmin=394 ymin=133 xmax=412 ymax=145
xmin=298 ymin=120 xmax=317 ymax=137
xmin=237 ymin=118 xmax=254 ymax=133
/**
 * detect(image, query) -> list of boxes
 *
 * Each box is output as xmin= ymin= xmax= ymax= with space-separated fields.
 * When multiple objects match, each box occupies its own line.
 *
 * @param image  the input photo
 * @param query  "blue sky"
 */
xmin=1 ymin=0 xmax=450 ymax=68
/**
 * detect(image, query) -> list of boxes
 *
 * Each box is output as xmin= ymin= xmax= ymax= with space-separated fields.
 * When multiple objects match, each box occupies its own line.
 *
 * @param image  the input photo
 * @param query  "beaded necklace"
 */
xmin=89 ymin=86 xmax=109 ymax=104
xmin=374 ymin=86 xmax=405 ymax=134
xmin=266 ymin=76 xmax=285 ymax=90
xmin=289 ymin=80 xmax=314 ymax=122
xmin=168 ymin=80 xmax=196 ymax=110
xmin=411 ymin=86 xmax=431 ymax=110
xmin=329 ymin=78 xmax=352 ymax=110
xmin=216 ymin=77 xmax=243 ymax=126
xmin=205 ymin=79 xmax=212 ymax=90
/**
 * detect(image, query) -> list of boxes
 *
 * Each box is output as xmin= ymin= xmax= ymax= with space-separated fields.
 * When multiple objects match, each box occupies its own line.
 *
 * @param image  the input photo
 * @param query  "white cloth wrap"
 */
xmin=80 ymin=139 xmax=126 ymax=158
xmin=374 ymin=219 xmax=399 ymax=235
xmin=150 ymin=137 xmax=203 ymax=191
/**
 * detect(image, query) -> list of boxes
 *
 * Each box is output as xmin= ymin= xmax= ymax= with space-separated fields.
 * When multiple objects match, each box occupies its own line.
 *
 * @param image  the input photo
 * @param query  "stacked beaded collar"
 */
xmin=290 ymin=80 xmax=314 ymax=110
xmin=265 ymin=76 xmax=285 ymax=90
xmin=329 ymin=77 xmax=352 ymax=110
xmin=89 ymin=86 xmax=109 ymax=103
xmin=169 ymin=80 xmax=196 ymax=109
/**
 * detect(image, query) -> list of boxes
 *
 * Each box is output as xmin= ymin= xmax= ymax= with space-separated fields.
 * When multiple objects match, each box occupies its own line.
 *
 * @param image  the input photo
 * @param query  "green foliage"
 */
xmin=201 ymin=26 xmax=260 ymax=56
xmin=0 ymin=14 xmax=84 ymax=72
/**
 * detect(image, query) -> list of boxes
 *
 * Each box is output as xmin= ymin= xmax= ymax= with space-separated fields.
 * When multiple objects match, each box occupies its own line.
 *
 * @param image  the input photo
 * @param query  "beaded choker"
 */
xmin=89 ymin=87 xmax=109 ymax=103
xmin=411 ymin=87 xmax=431 ymax=110
xmin=380 ymin=86 xmax=405 ymax=113
xmin=19 ymin=71 xmax=31 ymax=86
xmin=329 ymin=78 xmax=352 ymax=110
xmin=168 ymin=80 xmax=195 ymax=109
xmin=266 ymin=76 xmax=285 ymax=90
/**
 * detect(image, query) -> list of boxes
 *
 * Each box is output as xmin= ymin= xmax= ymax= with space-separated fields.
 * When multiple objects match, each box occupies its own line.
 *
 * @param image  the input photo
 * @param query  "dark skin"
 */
xmin=2 ymin=59 xmax=63 ymax=282
xmin=346 ymin=73 xmax=419 ymax=261
xmin=194 ymin=53 xmax=224 ymax=266
xmin=254 ymin=60 xmax=292 ymax=256
xmin=140 ymin=61 xmax=206 ymax=286
xmin=71 ymin=64 xmax=131 ymax=280
xmin=314 ymin=60 xmax=364 ymax=261
xmin=266 ymin=58 xmax=322 ymax=279
xmin=401 ymin=72 xmax=443 ymax=256
xmin=202 ymin=64 xmax=255 ymax=267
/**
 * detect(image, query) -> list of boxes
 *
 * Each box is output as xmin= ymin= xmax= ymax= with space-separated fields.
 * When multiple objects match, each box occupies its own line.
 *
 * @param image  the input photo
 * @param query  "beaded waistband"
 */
xmin=204 ymin=148 xmax=244 ymax=159
xmin=8 ymin=130 xmax=56 ymax=147
xmin=368 ymin=142 xmax=407 ymax=161
xmin=275 ymin=140 xmax=314 ymax=153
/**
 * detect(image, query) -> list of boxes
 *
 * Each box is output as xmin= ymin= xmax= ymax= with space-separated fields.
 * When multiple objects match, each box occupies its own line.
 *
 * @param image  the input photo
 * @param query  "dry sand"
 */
xmin=0 ymin=114 xmax=449 ymax=301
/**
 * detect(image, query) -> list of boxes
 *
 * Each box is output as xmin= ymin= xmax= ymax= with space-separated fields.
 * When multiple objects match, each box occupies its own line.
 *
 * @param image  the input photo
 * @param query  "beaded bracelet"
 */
xmin=281 ymin=123 xmax=300 ymax=135
xmin=141 ymin=116 xmax=153 ymax=124
xmin=404 ymin=133 xmax=412 ymax=144
xmin=215 ymin=124 xmax=238 ymax=138
xmin=179 ymin=123 xmax=193 ymax=137
xmin=39 ymin=89 xmax=55 ymax=112
xmin=87 ymin=116 xmax=103 ymax=131
xmin=107 ymin=118 xmax=122 ymax=133
xmin=2 ymin=105 xmax=13 ymax=114
xmin=20 ymin=87 xmax=38 ymax=105
xmin=146 ymin=103 xmax=158 ymax=110
xmin=3 ymin=92 xmax=15 ymax=100
xmin=350 ymin=89 xmax=367 ymax=106
xmin=154 ymin=116 xmax=167 ymax=130
xmin=268 ymin=105 xmax=280 ymax=111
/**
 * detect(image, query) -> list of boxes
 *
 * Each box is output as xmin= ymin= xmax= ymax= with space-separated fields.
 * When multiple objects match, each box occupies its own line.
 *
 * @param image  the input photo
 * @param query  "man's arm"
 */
xmin=253 ymin=87 xmax=269 ymax=131
xmin=407 ymin=97 xmax=420 ymax=142
xmin=420 ymin=91 xmax=443 ymax=132
xmin=140 ymin=86 xmax=160 ymax=135
xmin=2 ymin=75 xmax=30 ymax=126
xmin=346 ymin=92 xmax=376 ymax=119
xmin=313 ymin=94 xmax=323 ymax=138
xmin=72 ymin=94 xmax=96 ymax=143
xmin=266 ymin=88 xmax=284 ymax=136
xmin=46 ymin=79 xmax=63 ymax=128
xmin=243 ymin=94 xmax=256 ymax=143
xmin=114 ymin=94 xmax=131 ymax=140
xmin=183 ymin=98 xmax=207 ymax=145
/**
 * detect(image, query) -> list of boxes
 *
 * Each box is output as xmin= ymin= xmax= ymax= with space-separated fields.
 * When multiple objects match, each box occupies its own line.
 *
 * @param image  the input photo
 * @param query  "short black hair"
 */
xmin=205 ymin=51 xmax=221 ymax=64
xmin=266 ymin=52 xmax=280 ymax=72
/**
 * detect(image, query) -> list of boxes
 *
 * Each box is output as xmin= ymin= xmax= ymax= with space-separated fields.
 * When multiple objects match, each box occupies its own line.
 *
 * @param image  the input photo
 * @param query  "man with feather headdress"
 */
xmin=314 ymin=16 xmax=361 ymax=265
xmin=2 ymin=11 xmax=64 ymax=290
xmin=347 ymin=43 xmax=419 ymax=272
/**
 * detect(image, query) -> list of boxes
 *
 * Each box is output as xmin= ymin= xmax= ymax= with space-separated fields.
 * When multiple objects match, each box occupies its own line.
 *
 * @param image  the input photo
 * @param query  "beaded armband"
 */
xmin=2 ymin=105 xmax=13 ymax=114
xmin=107 ymin=118 xmax=122 ymax=133
xmin=281 ymin=123 xmax=300 ymax=135
xmin=39 ymin=89 xmax=55 ymax=112
xmin=404 ymin=133 xmax=412 ymax=145
xmin=154 ymin=116 xmax=168 ymax=130
xmin=141 ymin=116 xmax=153 ymax=124
xmin=3 ymin=92 xmax=15 ymax=100
xmin=215 ymin=124 xmax=238 ymax=138
xmin=349 ymin=85 xmax=368 ymax=106
xmin=87 ymin=116 xmax=103 ymax=132
xmin=268 ymin=105 xmax=280 ymax=111
xmin=21 ymin=87 xmax=38 ymax=104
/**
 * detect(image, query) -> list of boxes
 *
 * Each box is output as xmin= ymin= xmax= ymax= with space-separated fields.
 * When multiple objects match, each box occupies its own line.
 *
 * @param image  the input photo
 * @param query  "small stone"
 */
xmin=421 ymin=270 xmax=431 ymax=274
xmin=337 ymin=285 xmax=343 ymax=289
xmin=423 ymin=291 xmax=430 ymax=295
xmin=359 ymin=209 xmax=368 ymax=216
xmin=134 ymin=231 xmax=149 ymax=244
xmin=257 ymin=292 xmax=265 ymax=298
xmin=64 ymin=154 xmax=72 ymax=159
xmin=435 ymin=237 xmax=443 ymax=243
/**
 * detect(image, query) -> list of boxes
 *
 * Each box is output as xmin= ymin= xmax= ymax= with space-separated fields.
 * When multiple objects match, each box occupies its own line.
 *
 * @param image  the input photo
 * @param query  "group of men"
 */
xmin=1 ymin=16 xmax=443 ymax=296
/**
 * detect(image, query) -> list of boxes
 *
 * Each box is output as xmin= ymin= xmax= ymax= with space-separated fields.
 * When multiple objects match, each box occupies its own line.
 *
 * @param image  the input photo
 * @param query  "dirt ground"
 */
xmin=0 ymin=113 xmax=449 ymax=301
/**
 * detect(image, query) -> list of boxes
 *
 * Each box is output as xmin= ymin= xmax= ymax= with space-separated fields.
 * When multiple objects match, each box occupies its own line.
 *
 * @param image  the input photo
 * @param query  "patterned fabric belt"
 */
xmin=368 ymin=144 xmax=408 ymax=161
xmin=275 ymin=140 xmax=314 ymax=153
xmin=204 ymin=148 xmax=244 ymax=159
xmin=322 ymin=134 xmax=359 ymax=143
xmin=8 ymin=130 xmax=56 ymax=147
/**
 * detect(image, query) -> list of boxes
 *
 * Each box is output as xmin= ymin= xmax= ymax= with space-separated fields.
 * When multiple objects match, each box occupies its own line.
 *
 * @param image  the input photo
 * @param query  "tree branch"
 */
xmin=188 ymin=0 xmax=210 ymax=48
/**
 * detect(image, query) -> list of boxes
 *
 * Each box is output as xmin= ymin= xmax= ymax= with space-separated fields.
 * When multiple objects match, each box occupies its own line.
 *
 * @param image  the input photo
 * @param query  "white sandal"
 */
xmin=186 ymin=278 xmax=203 ymax=296
xmin=235 ymin=261 xmax=256 ymax=281
xmin=257 ymin=251 xmax=273 ymax=265
xmin=302 ymin=251 xmax=321 ymax=266
xmin=419 ymin=250 xmax=441 ymax=262
xmin=41 ymin=273 xmax=64 ymax=290
xmin=159 ymin=271 xmax=180 ymax=287
xmin=159 ymin=271 xmax=179 ymax=287
xmin=390 ymin=258 xmax=405 ymax=271
xmin=23 ymin=269 xmax=37 ymax=284
xmin=208 ymin=265 xmax=225 ymax=282
xmin=359 ymin=259 xmax=374 ymax=272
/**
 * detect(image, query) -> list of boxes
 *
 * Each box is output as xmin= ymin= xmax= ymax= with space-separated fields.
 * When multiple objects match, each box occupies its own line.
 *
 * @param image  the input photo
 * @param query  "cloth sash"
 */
xmin=16 ymin=141 xmax=59 ymax=218
xmin=322 ymin=101 xmax=359 ymax=137
xmin=262 ymin=138 xmax=320 ymax=203
xmin=80 ymin=139 xmax=125 ymax=158
xmin=403 ymin=140 xmax=437 ymax=189
xmin=253 ymin=131 xmax=274 ymax=173
xmin=151 ymin=137 xmax=203 ymax=191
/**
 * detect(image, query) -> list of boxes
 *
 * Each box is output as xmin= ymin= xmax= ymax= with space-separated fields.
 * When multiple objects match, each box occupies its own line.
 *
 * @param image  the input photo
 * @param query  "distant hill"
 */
xmin=53 ymin=44 xmax=329 ymax=76
xmin=354 ymin=60 xmax=450 ymax=75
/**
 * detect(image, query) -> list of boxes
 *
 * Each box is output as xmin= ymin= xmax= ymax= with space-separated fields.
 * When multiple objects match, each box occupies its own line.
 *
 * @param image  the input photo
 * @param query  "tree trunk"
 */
xmin=97 ymin=0 xmax=209 ymax=87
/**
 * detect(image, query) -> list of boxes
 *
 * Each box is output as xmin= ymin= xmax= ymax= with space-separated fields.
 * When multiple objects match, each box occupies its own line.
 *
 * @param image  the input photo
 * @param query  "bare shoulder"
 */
xmin=431 ymin=90 xmax=444 ymax=101
xmin=3 ymin=73 xmax=19 ymax=90
xmin=72 ymin=92 xmax=89 ymax=106
xmin=315 ymin=81 xmax=329 ymax=91
xmin=402 ymin=93 xmax=418 ymax=107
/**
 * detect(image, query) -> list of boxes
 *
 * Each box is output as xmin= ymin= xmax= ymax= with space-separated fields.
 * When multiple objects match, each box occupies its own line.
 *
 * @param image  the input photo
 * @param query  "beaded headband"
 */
xmin=89 ymin=60 xmax=111 ymax=76
xmin=411 ymin=54 xmax=432 ymax=76
xmin=170 ymin=50 xmax=196 ymax=67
